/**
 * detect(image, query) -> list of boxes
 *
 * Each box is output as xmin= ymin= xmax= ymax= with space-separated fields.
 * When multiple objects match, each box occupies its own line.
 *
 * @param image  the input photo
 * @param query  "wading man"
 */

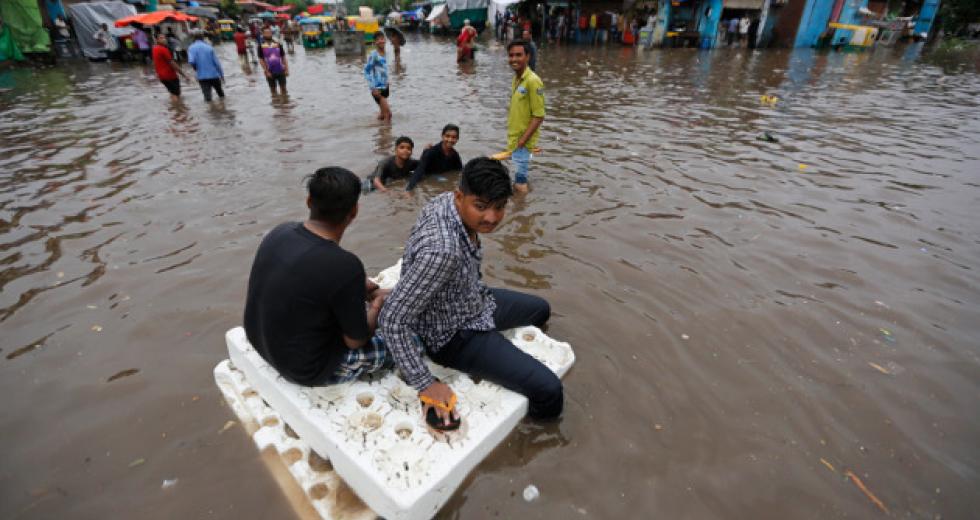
xmin=259 ymin=26 xmax=289 ymax=96
xmin=187 ymin=30 xmax=225 ymax=102
xmin=380 ymin=158 xmax=563 ymax=430
xmin=505 ymin=40 xmax=545 ymax=192
xmin=152 ymin=33 xmax=189 ymax=103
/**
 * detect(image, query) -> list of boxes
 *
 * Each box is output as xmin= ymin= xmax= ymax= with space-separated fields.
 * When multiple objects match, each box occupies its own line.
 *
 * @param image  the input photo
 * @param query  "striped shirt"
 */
xmin=379 ymin=192 xmax=497 ymax=390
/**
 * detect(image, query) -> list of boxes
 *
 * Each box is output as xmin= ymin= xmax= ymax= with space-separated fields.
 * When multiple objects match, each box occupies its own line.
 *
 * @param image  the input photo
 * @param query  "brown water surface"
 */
xmin=2 ymin=37 xmax=979 ymax=519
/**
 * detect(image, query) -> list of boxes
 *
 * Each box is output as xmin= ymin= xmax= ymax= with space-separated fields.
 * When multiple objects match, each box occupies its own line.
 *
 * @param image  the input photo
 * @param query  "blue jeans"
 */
xmin=512 ymin=146 xmax=532 ymax=184
xmin=428 ymin=288 xmax=563 ymax=419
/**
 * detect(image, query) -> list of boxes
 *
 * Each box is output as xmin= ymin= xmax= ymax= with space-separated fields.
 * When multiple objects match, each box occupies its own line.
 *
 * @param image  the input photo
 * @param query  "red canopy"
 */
xmin=114 ymin=11 xmax=198 ymax=27
xmin=236 ymin=0 xmax=292 ymax=11
xmin=307 ymin=4 xmax=324 ymax=14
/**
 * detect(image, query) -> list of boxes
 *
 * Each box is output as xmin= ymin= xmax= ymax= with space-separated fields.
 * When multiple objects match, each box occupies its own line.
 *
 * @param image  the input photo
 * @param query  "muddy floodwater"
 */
xmin=2 ymin=36 xmax=979 ymax=519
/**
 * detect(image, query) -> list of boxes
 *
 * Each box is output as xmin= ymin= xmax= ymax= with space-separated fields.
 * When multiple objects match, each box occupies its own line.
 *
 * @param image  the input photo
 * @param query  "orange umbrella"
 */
xmin=114 ymin=11 xmax=199 ymax=28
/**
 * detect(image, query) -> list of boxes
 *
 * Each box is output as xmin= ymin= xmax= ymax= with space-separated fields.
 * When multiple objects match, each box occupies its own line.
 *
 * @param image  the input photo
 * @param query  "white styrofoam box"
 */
xmin=216 ymin=262 xmax=575 ymax=520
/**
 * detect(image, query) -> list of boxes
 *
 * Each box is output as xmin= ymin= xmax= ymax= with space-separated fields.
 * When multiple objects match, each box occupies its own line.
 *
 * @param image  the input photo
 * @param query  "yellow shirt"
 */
xmin=589 ymin=14 xmax=597 ymax=29
xmin=507 ymin=67 xmax=545 ymax=151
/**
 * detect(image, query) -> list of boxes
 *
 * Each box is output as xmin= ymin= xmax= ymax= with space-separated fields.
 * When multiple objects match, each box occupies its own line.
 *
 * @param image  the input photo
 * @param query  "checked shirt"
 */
xmin=379 ymin=192 xmax=497 ymax=390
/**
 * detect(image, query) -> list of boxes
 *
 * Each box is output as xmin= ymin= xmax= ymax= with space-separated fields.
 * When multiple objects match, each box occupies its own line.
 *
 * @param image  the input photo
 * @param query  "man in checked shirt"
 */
xmin=379 ymin=158 xmax=563 ymax=427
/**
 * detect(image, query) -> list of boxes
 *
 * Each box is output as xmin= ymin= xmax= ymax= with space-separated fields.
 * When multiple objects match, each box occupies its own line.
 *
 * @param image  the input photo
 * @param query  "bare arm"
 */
xmin=516 ymin=116 xmax=544 ymax=149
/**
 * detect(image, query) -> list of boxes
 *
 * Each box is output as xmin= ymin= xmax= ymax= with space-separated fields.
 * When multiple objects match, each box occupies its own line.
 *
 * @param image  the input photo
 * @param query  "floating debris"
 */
xmin=107 ymin=368 xmax=140 ymax=382
xmin=819 ymin=458 xmax=836 ymax=472
xmin=523 ymin=484 xmax=540 ymax=502
xmin=868 ymin=362 xmax=891 ymax=375
xmin=128 ymin=458 xmax=146 ymax=468
xmin=91 ymin=325 xmax=103 ymax=332
xmin=760 ymin=94 xmax=779 ymax=106
xmin=161 ymin=478 xmax=178 ymax=490
xmin=218 ymin=420 xmax=236 ymax=434
xmin=681 ymin=334 xmax=690 ymax=340
xmin=845 ymin=470 xmax=888 ymax=513
xmin=757 ymin=132 xmax=779 ymax=143
xmin=798 ymin=163 xmax=808 ymax=171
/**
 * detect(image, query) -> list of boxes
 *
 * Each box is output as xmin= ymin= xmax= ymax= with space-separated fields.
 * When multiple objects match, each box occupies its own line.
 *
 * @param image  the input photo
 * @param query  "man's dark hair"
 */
xmin=395 ymin=136 xmax=414 ymax=148
xmin=507 ymin=40 xmax=531 ymax=55
xmin=441 ymin=123 xmax=460 ymax=136
xmin=459 ymin=158 xmax=512 ymax=202
xmin=305 ymin=167 xmax=361 ymax=224
xmin=373 ymin=31 xmax=385 ymax=41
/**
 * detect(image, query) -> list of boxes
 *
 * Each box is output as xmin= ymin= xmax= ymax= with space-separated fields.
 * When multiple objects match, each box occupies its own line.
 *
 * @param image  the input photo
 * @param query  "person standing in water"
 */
xmin=152 ymin=33 xmax=189 ymax=103
xmin=258 ymin=26 xmax=289 ymax=96
xmin=364 ymin=31 xmax=391 ymax=121
xmin=505 ymin=40 xmax=545 ymax=192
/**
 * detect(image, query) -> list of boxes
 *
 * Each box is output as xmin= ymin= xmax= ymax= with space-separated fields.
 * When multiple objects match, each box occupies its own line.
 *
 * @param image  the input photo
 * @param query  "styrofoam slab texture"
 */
xmin=215 ymin=360 xmax=376 ymax=520
xmin=220 ymin=262 xmax=575 ymax=520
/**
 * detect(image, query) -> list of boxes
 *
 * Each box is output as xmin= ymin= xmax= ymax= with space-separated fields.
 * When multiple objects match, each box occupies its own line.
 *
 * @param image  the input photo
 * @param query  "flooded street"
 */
xmin=2 ymin=35 xmax=979 ymax=519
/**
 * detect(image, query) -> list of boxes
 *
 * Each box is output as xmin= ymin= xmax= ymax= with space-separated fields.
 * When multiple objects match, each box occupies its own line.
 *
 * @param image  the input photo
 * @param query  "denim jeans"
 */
xmin=428 ymin=288 xmax=563 ymax=419
xmin=512 ymin=146 xmax=532 ymax=184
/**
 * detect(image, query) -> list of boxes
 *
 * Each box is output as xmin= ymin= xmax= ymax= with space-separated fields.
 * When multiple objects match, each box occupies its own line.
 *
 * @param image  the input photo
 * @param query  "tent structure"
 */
xmin=488 ymin=0 xmax=519 ymax=29
xmin=447 ymin=0 xmax=488 ymax=29
xmin=426 ymin=3 xmax=450 ymax=27
xmin=0 ymin=0 xmax=51 ymax=54
xmin=0 ymin=21 xmax=26 ymax=61
xmin=67 ymin=1 xmax=137 ymax=58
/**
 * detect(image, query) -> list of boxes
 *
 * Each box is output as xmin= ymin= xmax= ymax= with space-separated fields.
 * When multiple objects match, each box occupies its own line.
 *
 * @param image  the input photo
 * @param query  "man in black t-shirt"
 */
xmin=405 ymin=124 xmax=464 ymax=192
xmin=368 ymin=136 xmax=420 ymax=192
xmin=244 ymin=167 xmax=392 ymax=386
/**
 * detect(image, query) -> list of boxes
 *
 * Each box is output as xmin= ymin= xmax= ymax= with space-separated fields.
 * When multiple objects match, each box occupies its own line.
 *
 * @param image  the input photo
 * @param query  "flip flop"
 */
xmin=420 ymin=394 xmax=461 ymax=432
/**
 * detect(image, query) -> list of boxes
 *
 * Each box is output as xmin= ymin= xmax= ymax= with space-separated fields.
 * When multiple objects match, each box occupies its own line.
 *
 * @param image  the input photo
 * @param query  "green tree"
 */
xmin=220 ymin=0 xmax=241 ymax=18
xmin=283 ymin=0 xmax=310 ymax=12
xmin=940 ymin=0 xmax=980 ymax=35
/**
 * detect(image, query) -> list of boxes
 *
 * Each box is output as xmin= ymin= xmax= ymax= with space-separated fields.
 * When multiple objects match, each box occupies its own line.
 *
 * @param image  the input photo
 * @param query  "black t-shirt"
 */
xmin=368 ymin=156 xmax=420 ymax=186
xmin=243 ymin=222 xmax=368 ymax=385
xmin=405 ymin=145 xmax=463 ymax=190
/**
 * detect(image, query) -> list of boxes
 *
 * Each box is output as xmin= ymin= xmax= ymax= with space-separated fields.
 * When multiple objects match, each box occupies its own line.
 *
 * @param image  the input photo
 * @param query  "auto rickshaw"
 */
xmin=300 ymin=17 xmax=334 ymax=48
xmin=218 ymin=19 xmax=235 ymax=40
xmin=350 ymin=17 xmax=380 ymax=43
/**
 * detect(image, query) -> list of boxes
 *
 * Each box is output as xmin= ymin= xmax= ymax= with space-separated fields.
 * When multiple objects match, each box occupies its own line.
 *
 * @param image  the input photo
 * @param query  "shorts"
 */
xmin=266 ymin=72 xmax=287 ymax=90
xmin=326 ymin=335 xmax=393 ymax=383
xmin=372 ymin=87 xmax=390 ymax=105
xmin=160 ymin=79 xmax=180 ymax=96
xmin=237 ymin=48 xmax=246 ymax=56
xmin=512 ymin=146 xmax=532 ymax=184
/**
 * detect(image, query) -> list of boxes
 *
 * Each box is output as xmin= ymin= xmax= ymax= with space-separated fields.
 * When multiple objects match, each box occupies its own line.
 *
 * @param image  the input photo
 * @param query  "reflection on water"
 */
xmin=2 ymin=37 xmax=979 ymax=519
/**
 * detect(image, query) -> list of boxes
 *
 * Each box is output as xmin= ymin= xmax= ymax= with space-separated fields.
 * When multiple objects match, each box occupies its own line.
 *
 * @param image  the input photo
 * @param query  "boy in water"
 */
xmin=259 ymin=26 xmax=289 ymax=96
xmin=368 ymin=136 xmax=419 ymax=193
xmin=364 ymin=31 xmax=391 ymax=121
xmin=405 ymin=124 xmax=463 ymax=192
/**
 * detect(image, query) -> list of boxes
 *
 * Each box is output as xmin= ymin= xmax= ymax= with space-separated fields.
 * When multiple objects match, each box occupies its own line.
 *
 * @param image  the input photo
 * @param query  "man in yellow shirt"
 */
xmin=506 ymin=40 xmax=545 ymax=193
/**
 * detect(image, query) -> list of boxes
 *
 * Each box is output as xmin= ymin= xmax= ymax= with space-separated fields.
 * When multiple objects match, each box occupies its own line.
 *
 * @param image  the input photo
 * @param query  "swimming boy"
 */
xmin=369 ymin=136 xmax=419 ymax=193
xmin=364 ymin=31 xmax=391 ymax=121
xmin=404 ymin=124 xmax=463 ymax=192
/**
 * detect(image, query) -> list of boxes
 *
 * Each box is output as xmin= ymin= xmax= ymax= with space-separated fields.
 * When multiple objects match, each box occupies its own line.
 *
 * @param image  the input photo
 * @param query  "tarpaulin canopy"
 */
xmin=426 ymin=3 xmax=447 ymax=22
xmin=114 ymin=11 xmax=198 ymax=27
xmin=0 ymin=21 xmax=26 ymax=61
xmin=183 ymin=6 xmax=219 ymax=18
xmin=447 ymin=0 xmax=488 ymax=11
xmin=68 ymin=1 xmax=137 ymax=58
xmin=307 ymin=4 xmax=325 ymax=14
xmin=0 ymin=0 xmax=51 ymax=53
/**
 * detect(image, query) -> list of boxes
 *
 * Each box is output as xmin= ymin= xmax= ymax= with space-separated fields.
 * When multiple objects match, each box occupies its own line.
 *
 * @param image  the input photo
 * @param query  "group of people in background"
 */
xmin=723 ymin=16 xmax=759 ymax=47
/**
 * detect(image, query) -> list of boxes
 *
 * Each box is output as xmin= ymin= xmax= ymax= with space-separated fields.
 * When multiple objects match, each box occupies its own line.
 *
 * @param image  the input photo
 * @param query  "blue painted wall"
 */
xmin=913 ymin=0 xmax=941 ymax=35
xmin=830 ymin=0 xmax=869 ymax=45
xmin=697 ymin=0 xmax=724 ymax=48
xmin=653 ymin=0 xmax=671 ymax=46
xmin=794 ymin=0 xmax=835 ymax=47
